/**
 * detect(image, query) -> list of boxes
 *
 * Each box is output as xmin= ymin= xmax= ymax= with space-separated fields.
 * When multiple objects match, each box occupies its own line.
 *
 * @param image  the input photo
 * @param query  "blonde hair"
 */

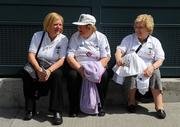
xmin=43 ymin=12 xmax=64 ymax=32
xmin=134 ymin=14 xmax=154 ymax=34
xmin=87 ymin=24 xmax=97 ymax=32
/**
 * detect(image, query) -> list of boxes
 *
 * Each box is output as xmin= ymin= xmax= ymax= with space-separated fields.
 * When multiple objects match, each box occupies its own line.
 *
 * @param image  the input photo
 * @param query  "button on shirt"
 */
xmin=67 ymin=31 xmax=111 ymax=62
xmin=29 ymin=31 xmax=68 ymax=64
xmin=116 ymin=33 xmax=165 ymax=65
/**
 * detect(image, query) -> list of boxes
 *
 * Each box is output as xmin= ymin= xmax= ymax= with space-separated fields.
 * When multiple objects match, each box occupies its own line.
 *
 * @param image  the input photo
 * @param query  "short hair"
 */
xmin=134 ymin=14 xmax=154 ymax=34
xmin=87 ymin=24 xmax=97 ymax=32
xmin=43 ymin=12 xmax=64 ymax=32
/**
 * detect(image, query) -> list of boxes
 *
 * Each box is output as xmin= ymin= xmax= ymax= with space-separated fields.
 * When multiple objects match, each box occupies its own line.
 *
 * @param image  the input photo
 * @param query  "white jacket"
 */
xmin=112 ymin=52 xmax=150 ymax=95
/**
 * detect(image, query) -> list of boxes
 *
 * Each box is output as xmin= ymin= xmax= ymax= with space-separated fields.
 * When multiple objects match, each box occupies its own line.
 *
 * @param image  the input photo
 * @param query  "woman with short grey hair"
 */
xmin=115 ymin=14 xmax=166 ymax=119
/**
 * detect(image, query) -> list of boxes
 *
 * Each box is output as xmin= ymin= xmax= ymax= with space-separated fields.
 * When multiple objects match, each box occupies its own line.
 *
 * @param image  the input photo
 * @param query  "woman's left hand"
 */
xmin=144 ymin=65 xmax=154 ymax=77
xmin=38 ymin=68 xmax=51 ymax=82
xmin=44 ymin=69 xmax=51 ymax=81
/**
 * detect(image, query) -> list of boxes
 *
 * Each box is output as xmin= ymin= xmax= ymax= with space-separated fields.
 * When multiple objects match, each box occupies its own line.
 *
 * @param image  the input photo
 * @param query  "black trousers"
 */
xmin=66 ymin=66 xmax=109 ymax=113
xmin=22 ymin=68 xmax=64 ymax=113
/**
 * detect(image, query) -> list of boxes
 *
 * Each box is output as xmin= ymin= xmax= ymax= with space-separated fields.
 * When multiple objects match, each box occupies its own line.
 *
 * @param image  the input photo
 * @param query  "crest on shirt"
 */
xmin=56 ymin=46 xmax=61 ymax=54
xmin=147 ymin=47 xmax=153 ymax=55
xmin=86 ymin=51 xmax=92 ymax=57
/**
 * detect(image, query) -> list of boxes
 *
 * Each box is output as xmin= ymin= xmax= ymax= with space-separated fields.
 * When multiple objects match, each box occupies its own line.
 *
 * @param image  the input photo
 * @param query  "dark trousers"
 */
xmin=66 ymin=67 xmax=109 ymax=113
xmin=22 ymin=68 xmax=64 ymax=113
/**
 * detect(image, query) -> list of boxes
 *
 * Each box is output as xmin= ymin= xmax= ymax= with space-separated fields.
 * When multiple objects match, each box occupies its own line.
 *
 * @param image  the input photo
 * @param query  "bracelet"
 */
xmin=48 ymin=68 xmax=52 ymax=73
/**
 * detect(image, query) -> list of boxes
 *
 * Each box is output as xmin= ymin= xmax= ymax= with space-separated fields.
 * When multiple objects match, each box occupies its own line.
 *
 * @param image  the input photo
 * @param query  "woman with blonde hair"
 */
xmin=22 ymin=12 xmax=68 ymax=125
xmin=114 ymin=14 xmax=166 ymax=119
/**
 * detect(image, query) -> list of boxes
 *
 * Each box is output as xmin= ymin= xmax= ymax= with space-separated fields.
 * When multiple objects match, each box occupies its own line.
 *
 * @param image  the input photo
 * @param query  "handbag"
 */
xmin=24 ymin=31 xmax=45 ymax=79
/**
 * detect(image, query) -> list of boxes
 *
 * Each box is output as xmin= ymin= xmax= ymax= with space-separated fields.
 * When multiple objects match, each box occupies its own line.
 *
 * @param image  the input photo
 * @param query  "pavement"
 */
xmin=0 ymin=102 xmax=180 ymax=127
xmin=0 ymin=78 xmax=180 ymax=127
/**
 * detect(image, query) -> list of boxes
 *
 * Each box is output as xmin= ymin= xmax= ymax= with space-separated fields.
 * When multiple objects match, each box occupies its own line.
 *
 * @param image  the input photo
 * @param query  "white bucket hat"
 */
xmin=72 ymin=14 xmax=96 ymax=25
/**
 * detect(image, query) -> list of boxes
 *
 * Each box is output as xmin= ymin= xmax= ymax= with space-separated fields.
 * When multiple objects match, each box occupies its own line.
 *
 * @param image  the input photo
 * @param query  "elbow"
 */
xmin=107 ymin=56 xmax=111 ymax=62
xmin=27 ymin=52 xmax=35 ymax=62
xmin=160 ymin=59 xmax=164 ymax=66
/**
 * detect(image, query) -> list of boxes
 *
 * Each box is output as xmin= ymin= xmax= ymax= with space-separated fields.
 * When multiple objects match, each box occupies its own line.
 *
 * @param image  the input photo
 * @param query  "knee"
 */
xmin=151 ymin=89 xmax=162 ymax=96
xmin=51 ymin=69 xmax=63 ymax=79
xmin=67 ymin=69 xmax=79 ymax=80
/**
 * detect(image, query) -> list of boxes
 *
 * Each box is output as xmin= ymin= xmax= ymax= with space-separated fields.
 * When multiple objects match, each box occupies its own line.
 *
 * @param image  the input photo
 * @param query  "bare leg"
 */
xmin=151 ymin=89 xmax=164 ymax=110
xmin=128 ymin=88 xmax=137 ymax=105
xmin=127 ymin=88 xmax=137 ymax=113
xmin=151 ymin=89 xmax=166 ymax=119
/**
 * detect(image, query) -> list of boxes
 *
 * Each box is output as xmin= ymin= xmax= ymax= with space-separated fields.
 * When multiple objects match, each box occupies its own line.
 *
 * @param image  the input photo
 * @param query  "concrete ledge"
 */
xmin=162 ymin=78 xmax=180 ymax=102
xmin=0 ymin=78 xmax=24 ymax=108
xmin=106 ymin=78 xmax=180 ymax=106
xmin=0 ymin=78 xmax=180 ymax=108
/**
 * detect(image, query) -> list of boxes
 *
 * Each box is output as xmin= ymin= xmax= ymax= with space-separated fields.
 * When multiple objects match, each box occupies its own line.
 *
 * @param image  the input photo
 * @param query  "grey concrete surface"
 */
xmin=0 ymin=78 xmax=24 ymax=108
xmin=0 ymin=102 xmax=180 ymax=127
xmin=0 ymin=78 xmax=180 ymax=108
xmin=0 ymin=78 xmax=180 ymax=127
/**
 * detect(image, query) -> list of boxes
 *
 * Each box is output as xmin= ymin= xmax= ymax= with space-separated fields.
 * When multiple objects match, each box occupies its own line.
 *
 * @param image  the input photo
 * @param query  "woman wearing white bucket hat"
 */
xmin=66 ymin=14 xmax=111 ymax=117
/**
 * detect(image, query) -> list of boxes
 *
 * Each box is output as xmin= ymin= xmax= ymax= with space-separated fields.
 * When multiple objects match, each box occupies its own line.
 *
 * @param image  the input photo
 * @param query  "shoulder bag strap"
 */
xmin=135 ymin=44 xmax=142 ymax=53
xmin=135 ymin=35 xmax=149 ymax=53
xmin=35 ymin=31 xmax=45 ymax=59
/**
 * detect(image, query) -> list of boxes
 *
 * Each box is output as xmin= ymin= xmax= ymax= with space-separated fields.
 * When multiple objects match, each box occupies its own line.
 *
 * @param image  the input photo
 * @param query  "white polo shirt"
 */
xmin=29 ymin=31 xmax=68 ymax=64
xmin=67 ymin=31 xmax=111 ymax=62
xmin=116 ymin=33 xmax=165 ymax=65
